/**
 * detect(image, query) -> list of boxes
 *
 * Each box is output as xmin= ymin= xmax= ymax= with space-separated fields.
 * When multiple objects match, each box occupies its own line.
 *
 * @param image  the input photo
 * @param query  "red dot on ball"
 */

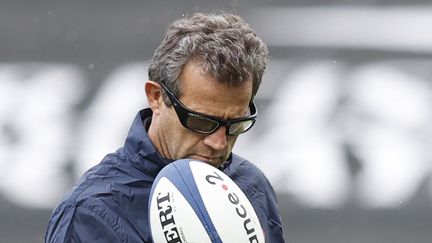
xmin=222 ymin=184 xmax=228 ymax=190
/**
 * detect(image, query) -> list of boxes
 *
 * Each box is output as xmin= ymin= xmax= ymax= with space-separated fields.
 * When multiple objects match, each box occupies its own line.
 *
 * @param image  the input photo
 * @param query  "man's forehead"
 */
xmin=181 ymin=61 xmax=252 ymax=89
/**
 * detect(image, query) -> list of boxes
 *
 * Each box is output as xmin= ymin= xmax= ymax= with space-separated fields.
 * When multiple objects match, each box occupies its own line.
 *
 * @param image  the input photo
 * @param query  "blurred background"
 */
xmin=1 ymin=0 xmax=432 ymax=242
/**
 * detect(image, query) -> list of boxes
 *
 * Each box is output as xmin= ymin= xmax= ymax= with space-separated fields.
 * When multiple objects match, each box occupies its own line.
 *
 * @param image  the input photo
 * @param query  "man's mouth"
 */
xmin=190 ymin=154 xmax=220 ymax=164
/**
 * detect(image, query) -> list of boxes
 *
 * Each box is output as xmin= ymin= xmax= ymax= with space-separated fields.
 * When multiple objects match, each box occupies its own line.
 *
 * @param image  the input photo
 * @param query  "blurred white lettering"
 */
xmin=0 ymin=63 xmax=85 ymax=208
xmin=1 ymin=61 xmax=431 ymax=209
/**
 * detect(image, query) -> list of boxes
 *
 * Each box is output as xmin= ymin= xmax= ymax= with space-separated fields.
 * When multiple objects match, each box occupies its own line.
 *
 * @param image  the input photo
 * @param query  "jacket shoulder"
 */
xmin=46 ymin=152 xmax=154 ymax=243
xmin=226 ymin=154 xmax=273 ymax=193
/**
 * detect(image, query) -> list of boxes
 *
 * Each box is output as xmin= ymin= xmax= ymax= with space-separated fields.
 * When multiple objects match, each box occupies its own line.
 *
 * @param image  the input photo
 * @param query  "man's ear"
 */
xmin=145 ymin=80 xmax=163 ymax=115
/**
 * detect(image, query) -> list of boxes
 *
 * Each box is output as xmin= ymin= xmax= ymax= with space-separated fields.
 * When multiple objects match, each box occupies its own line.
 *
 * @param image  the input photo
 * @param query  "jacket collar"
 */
xmin=123 ymin=108 xmax=172 ymax=176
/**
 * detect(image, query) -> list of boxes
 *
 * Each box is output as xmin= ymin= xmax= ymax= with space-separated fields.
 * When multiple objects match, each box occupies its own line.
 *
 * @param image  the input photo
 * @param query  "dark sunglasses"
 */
xmin=159 ymin=82 xmax=257 ymax=136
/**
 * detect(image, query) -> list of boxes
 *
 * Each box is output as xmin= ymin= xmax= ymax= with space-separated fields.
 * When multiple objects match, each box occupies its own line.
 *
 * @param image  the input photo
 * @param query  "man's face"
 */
xmin=150 ymin=62 xmax=253 ymax=168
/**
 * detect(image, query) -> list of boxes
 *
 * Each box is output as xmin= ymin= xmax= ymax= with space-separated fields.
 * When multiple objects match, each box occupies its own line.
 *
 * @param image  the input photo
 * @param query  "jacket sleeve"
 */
xmin=225 ymin=158 xmax=286 ymax=243
xmin=258 ymin=178 xmax=286 ymax=243
xmin=243 ymin=170 xmax=285 ymax=243
xmin=45 ymin=199 xmax=144 ymax=243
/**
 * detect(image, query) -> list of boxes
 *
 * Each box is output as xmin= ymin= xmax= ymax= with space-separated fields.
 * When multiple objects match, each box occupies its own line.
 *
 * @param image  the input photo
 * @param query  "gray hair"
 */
xmin=148 ymin=12 xmax=269 ymax=105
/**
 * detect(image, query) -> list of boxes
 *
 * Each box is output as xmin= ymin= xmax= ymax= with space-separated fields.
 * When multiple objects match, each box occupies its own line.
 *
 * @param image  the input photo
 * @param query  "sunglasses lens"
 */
xmin=186 ymin=113 xmax=219 ymax=133
xmin=228 ymin=119 xmax=255 ymax=135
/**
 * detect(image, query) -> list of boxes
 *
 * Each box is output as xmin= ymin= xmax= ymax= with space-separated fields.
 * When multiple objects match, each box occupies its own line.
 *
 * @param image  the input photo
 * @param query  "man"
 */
xmin=45 ymin=12 xmax=285 ymax=242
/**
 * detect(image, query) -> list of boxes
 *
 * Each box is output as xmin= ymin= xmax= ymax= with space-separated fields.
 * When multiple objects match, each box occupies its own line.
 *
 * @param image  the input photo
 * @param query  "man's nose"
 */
xmin=203 ymin=126 xmax=228 ymax=150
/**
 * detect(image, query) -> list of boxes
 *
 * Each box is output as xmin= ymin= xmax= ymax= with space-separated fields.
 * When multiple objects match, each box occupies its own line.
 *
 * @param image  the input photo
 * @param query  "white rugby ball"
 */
xmin=149 ymin=159 xmax=265 ymax=243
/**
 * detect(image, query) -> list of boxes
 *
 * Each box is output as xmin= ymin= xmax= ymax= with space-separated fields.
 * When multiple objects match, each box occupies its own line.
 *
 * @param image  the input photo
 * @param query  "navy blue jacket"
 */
xmin=45 ymin=109 xmax=285 ymax=242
